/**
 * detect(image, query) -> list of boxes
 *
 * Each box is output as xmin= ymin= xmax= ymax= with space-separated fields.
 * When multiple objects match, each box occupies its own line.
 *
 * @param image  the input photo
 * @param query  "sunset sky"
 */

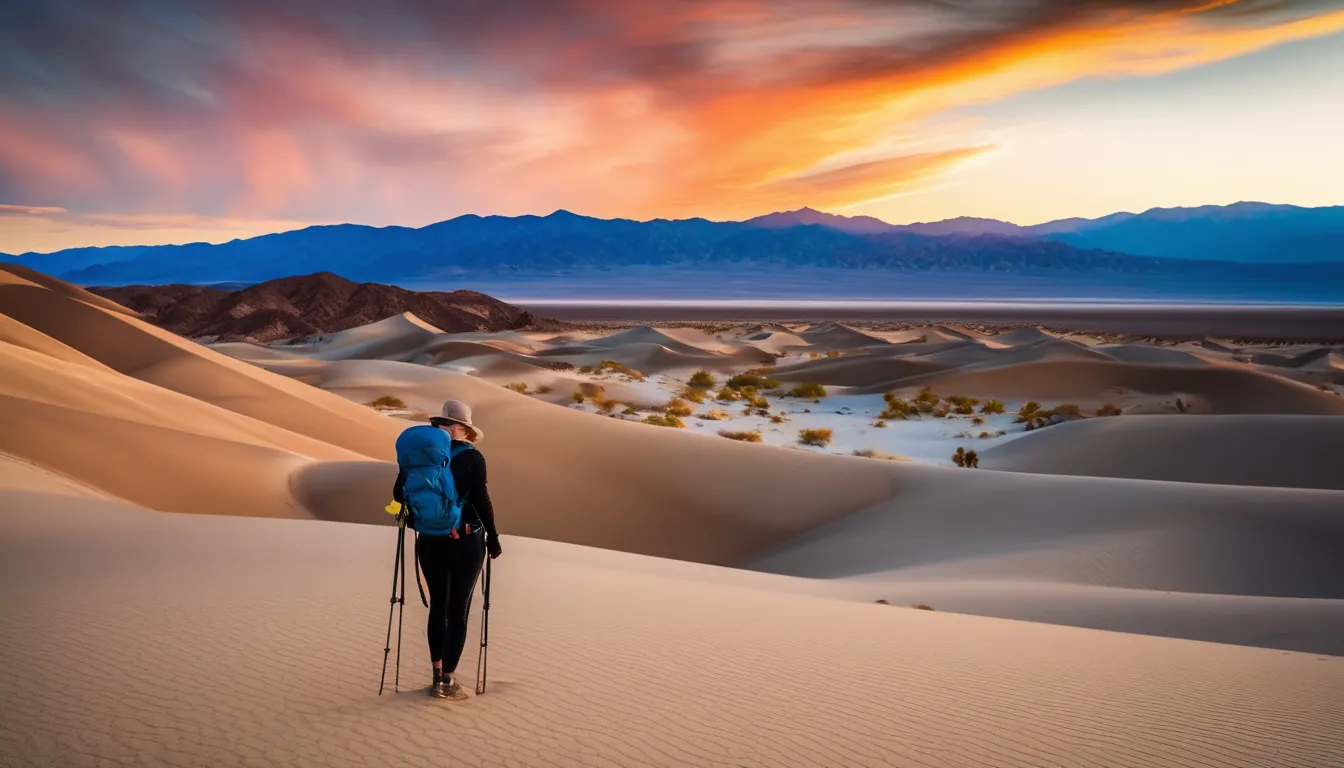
xmin=2 ymin=0 xmax=1342 ymax=254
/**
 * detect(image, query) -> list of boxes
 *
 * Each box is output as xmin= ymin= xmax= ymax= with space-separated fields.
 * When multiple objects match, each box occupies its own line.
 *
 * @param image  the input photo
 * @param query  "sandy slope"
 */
xmin=749 ymin=467 xmax=1344 ymax=654
xmin=981 ymin=415 xmax=1344 ymax=490
xmin=0 ymin=278 xmax=402 ymax=459
xmin=3 ymin=488 xmax=1341 ymax=768
xmin=0 ymin=263 xmax=141 ymax=318
xmin=862 ymin=359 xmax=1344 ymax=413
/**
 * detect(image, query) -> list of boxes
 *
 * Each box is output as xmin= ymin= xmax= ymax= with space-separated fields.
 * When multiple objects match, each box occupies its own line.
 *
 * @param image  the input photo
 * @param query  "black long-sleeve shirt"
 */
xmin=393 ymin=441 xmax=498 ymax=540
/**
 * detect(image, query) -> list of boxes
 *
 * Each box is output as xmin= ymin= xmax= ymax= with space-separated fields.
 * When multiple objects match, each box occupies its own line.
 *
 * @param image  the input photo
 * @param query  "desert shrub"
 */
xmin=788 ymin=382 xmax=827 ymax=398
xmin=932 ymin=406 xmax=950 ymax=418
xmin=1053 ymin=403 xmax=1083 ymax=418
xmin=770 ymin=415 xmax=786 ymax=424
xmin=642 ymin=413 xmax=685 ymax=428
xmin=746 ymin=394 xmax=770 ymax=409
xmin=1014 ymin=401 xmax=1043 ymax=424
xmin=698 ymin=409 xmax=731 ymax=420
xmin=952 ymin=403 xmax=975 ymax=415
xmin=595 ymin=396 xmax=620 ymax=414
xmin=536 ymin=384 xmax=554 ymax=395
xmin=980 ymin=399 xmax=1006 ymax=415
xmin=688 ymin=369 xmax=717 ymax=389
xmin=596 ymin=360 xmax=645 ymax=382
xmin=1097 ymin=403 xmax=1123 ymax=417
xmin=826 ymin=350 xmax=840 ymax=358
xmin=622 ymin=407 xmax=638 ymax=416
xmin=504 ymin=382 xmax=529 ymax=394
xmin=741 ymin=406 xmax=755 ymax=416
xmin=754 ymin=408 xmax=770 ymax=417
xmin=542 ymin=361 xmax=575 ymax=371
xmin=369 ymin=395 xmax=407 ymax=409
xmin=571 ymin=392 xmax=585 ymax=403
xmin=851 ymin=449 xmax=908 ymax=461
xmin=873 ymin=420 xmax=888 ymax=428
xmin=971 ymin=416 xmax=985 ymax=426
xmin=726 ymin=373 xmax=781 ymax=390
xmin=719 ymin=430 xmax=763 ymax=442
xmin=916 ymin=400 xmax=936 ymax=414
xmin=946 ymin=395 xmax=980 ymax=408
xmin=977 ymin=431 xmax=1005 ymax=439
xmin=880 ymin=394 xmax=917 ymax=420
xmin=912 ymin=604 xmax=935 ymax=611
xmin=715 ymin=387 xmax=743 ymax=402
xmin=579 ymin=365 xmax=595 ymax=374
xmin=665 ymin=398 xmax=694 ymax=418
xmin=951 ymin=447 xmax=980 ymax=468
xmin=914 ymin=387 xmax=940 ymax=407
xmin=798 ymin=428 xmax=833 ymax=447
xmin=680 ymin=386 xmax=706 ymax=404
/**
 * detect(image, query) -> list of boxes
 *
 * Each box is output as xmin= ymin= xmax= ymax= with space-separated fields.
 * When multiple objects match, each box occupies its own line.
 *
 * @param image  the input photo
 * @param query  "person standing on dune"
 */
xmin=393 ymin=399 xmax=503 ymax=701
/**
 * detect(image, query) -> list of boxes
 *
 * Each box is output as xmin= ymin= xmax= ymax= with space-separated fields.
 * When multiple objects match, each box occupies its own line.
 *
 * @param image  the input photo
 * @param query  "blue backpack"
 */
xmin=394 ymin=425 xmax=475 ymax=536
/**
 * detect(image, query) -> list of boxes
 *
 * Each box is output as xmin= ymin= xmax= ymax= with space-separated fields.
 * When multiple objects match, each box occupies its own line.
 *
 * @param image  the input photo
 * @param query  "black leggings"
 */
xmin=416 ymin=530 xmax=486 ymax=671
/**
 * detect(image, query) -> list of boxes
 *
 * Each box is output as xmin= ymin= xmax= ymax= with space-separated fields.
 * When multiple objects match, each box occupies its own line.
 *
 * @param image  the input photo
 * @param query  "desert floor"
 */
xmin=3 ymin=263 xmax=1342 ymax=767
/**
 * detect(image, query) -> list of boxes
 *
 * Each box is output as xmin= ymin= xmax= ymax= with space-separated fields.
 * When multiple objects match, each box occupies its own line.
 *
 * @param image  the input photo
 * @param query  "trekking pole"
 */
xmin=379 ymin=520 xmax=406 ymax=695
xmin=394 ymin=521 xmax=408 ymax=692
xmin=475 ymin=552 xmax=492 ymax=695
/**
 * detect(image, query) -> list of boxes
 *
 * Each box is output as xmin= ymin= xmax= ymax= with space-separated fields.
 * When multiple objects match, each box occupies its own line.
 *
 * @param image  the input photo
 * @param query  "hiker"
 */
xmin=393 ymin=399 xmax=502 ymax=700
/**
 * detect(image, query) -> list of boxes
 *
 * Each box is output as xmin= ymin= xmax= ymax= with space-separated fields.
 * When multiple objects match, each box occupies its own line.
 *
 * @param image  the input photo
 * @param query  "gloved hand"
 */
xmin=487 ymin=536 xmax=502 ymax=560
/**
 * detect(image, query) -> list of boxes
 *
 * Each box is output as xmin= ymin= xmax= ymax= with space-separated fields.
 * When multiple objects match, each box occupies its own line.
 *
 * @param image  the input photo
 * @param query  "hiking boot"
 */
xmin=429 ymin=668 xmax=447 ymax=698
xmin=440 ymin=678 xmax=469 ymax=701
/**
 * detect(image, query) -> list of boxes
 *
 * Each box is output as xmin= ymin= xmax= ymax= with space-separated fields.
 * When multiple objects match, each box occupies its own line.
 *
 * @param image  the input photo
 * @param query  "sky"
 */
xmin=2 ymin=0 xmax=1343 ymax=254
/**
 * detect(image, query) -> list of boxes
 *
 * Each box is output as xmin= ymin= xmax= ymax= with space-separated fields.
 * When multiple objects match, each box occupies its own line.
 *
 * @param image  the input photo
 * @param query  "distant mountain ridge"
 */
xmin=2 ymin=202 xmax=1341 ymax=287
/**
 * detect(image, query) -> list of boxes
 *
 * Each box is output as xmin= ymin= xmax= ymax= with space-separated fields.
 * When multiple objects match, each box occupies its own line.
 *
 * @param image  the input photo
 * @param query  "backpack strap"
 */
xmin=446 ymin=442 xmax=477 ymax=534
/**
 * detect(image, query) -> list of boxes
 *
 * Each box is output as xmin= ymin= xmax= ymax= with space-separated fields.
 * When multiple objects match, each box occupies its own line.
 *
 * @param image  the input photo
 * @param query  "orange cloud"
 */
xmin=638 ymin=5 xmax=1344 ymax=219
xmin=2 ymin=0 xmax=1342 ymax=253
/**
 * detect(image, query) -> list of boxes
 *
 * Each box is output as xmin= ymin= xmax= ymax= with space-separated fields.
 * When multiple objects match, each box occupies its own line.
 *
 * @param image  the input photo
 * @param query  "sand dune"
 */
xmin=753 ymin=466 xmax=1344 ymax=594
xmin=4 ymin=489 xmax=1341 ymax=768
xmin=5 ymin=273 xmax=1344 ymax=765
xmin=750 ymin=466 xmax=1344 ymax=654
xmin=771 ymin=354 xmax=959 ymax=386
xmin=858 ymin=358 xmax=1344 ymax=414
xmin=738 ymin=328 xmax=810 ymax=354
xmin=1 ymin=279 xmax=403 ymax=459
xmin=0 ymin=262 xmax=141 ymax=318
xmin=982 ymin=414 xmax=1344 ymax=490
xmin=798 ymin=320 xmax=890 ymax=349
xmin=984 ymin=326 xmax=1061 ymax=346
xmin=296 ymin=311 xmax=446 ymax=361
xmin=1094 ymin=343 xmax=1211 ymax=366
xmin=0 ymin=312 xmax=114 ymax=371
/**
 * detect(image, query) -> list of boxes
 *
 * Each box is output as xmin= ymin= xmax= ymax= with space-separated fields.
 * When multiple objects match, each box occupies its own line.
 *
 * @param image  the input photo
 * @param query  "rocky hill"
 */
xmin=89 ymin=272 xmax=535 ymax=343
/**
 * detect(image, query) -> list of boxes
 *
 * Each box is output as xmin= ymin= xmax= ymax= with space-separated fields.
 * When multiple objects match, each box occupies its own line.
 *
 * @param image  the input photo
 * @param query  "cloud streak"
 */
xmin=1 ymin=0 xmax=1341 ymax=250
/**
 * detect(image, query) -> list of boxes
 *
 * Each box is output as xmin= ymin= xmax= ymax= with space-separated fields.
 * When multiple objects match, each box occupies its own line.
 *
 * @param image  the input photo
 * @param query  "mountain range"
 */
xmin=2 ymin=202 xmax=1341 ymax=289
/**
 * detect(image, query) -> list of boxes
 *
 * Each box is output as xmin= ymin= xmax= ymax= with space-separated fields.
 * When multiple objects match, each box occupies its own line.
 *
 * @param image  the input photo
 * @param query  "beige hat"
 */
xmin=437 ymin=399 xmax=483 ymax=443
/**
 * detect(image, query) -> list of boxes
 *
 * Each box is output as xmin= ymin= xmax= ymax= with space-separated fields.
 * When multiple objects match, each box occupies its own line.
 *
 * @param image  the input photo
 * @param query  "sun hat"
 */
xmin=436 ymin=399 xmax=483 ymax=443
